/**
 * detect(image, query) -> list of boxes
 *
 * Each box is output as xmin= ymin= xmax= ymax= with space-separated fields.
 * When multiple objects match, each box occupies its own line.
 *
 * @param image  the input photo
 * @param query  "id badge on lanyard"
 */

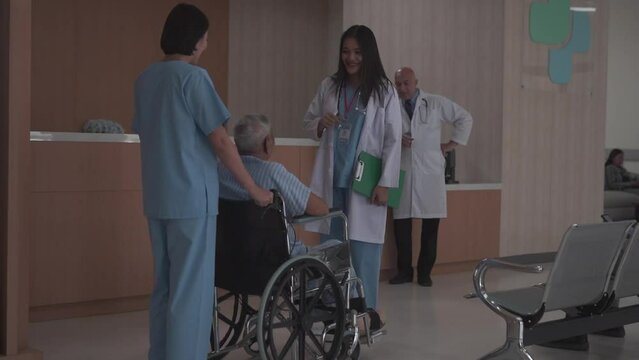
xmin=338 ymin=119 xmax=352 ymax=144
xmin=337 ymin=83 xmax=359 ymax=145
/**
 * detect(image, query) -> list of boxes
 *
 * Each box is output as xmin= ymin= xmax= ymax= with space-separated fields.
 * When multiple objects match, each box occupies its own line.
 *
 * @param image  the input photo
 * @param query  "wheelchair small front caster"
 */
xmin=338 ymin=333 xmax=360 ymax=359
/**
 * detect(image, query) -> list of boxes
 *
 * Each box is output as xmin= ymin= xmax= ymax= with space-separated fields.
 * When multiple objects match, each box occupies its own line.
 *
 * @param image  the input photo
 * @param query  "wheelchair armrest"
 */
xmin=289 ymin=209 xmax=346 ymax=225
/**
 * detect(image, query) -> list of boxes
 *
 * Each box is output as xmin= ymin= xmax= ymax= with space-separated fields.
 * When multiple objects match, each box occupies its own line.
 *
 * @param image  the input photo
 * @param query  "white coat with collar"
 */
xmin=303 ymin=77 xmax=402 ymax=244
xmin=393 ymin=90 xmax=473 ymax=219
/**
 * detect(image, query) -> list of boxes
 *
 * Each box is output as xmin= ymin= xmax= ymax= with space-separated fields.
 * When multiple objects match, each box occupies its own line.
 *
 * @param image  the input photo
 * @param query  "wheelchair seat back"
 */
xmin=215 ymin=198 xmax=289 ymax=295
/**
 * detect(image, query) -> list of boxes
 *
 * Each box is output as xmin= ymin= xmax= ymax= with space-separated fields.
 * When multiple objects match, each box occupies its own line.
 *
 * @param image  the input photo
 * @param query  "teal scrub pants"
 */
xmin=321 ymin=188 xmax=383 ymax=309
xmin=147 ymin=216 xmax=217 ymax=360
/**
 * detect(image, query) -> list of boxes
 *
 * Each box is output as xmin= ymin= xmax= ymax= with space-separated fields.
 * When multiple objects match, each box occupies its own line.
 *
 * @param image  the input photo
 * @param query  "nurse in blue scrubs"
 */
xmin=132 ymin=4 xmax=272 ymax=360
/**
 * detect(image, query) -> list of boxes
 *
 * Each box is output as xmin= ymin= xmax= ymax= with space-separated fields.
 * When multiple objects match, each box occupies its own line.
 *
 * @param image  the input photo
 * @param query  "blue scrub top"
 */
xmin=333 ymin=84 xmax=366 ymax=188
xmin=133 ymin=61 xmax=230 ymax=219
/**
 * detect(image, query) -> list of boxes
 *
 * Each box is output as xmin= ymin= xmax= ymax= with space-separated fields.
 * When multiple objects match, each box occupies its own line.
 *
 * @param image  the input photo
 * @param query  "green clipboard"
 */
xmin=352 ymin=151 xmax=405 ymax=208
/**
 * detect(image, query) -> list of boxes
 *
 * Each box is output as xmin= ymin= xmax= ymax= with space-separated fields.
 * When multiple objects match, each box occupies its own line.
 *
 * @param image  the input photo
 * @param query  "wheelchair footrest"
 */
xmin=359 ymin=329 xmax=386 ymax=345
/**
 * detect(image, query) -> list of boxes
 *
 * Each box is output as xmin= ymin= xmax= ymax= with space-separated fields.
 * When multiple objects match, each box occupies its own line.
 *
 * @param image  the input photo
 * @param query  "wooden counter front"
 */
xmin=381 ymin=187 xmax=501 ymax=277
xmin=29 ymin=136 xmax=499 ymax=320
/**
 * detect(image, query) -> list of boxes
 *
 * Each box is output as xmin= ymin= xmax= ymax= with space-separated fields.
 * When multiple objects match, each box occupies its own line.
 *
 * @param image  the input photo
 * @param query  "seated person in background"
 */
xmin=605 ymin=149 xmax=639 ymax=195
xmin=219 ymin=113 xmax=330 ymax=255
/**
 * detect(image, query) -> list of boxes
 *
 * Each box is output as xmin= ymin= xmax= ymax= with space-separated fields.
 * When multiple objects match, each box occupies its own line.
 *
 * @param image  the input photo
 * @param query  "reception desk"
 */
xmin=29 ymin=133 xmax=500 ymax=321
xmin=380 ymin=183 xmax=501 ymax=277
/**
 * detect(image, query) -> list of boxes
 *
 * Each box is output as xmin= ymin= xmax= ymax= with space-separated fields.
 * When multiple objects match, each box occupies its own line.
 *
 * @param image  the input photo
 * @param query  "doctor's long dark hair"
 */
xmin=332 ymin=25 xmax=391 ymax=105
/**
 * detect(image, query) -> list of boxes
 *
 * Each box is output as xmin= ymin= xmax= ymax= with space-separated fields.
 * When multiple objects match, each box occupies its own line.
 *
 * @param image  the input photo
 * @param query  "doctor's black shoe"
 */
xmin=417 ymin=276 xmax=433 ymax=287
xmin=389 ymin=273 xmax=413 ymax=284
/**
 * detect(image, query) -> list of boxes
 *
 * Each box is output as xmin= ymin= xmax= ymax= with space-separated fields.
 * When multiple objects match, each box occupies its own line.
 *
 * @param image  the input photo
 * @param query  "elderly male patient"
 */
xmin=220 ymin=114 xmax=385 ymax=329
xmin=219 ymin=114 xmax=330 ymax=255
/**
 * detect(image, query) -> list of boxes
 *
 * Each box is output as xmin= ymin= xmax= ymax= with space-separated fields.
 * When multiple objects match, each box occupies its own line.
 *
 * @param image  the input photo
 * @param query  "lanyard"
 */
xmin=339 ymin=83 xmax=360 ymax=115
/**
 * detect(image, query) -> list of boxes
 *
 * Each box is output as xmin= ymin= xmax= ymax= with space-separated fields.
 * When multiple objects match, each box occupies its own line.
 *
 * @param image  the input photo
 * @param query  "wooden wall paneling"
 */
xmin=30 ymin=0 xmax=76 ymax=133
xmin=325 ymin=0 xmax=344 ymax=75
xmin=29 ymin=191 xmax=150 ymax=307
xmin=29 ymin=144 xmax=149 ymax=308
xmin=342 ymin=0 xmax=504 ymax=185
xmin=31 ymin=0 xmax=229 ymax=132
xmin=438 ymin=190 xmax=501 ymax=262
xmin=2 ymin=0 xmax=40 ymax=356
xmin=500 ymin=0 xmax=608 ymax=256
xmin=298 ymin=146 xmax=317 ymax=186
xmin=31 ymin=142 xmax=141 ymax=193
xmin=380 ymin=190 xmax=501 ymax=271
xmin=228 ymin=0 xmax=333 ymax=138
xmin=199 ymin=0 xmax=229 ymax=102
xmin=74 ymin=0 xmax=155 ymax=133
xmin=270 ymin=146 xmax=301 ymax=176
xmin=0 ymin=0 xmax=8 ymax=350
xmin=29 ymin=295 xmax=149 ymax=323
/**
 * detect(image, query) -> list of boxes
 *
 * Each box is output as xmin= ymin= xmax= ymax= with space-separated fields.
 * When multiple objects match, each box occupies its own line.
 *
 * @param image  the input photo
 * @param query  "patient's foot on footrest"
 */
xmin=538 ymin=335 xmax=589 ymax=352
xmin=366 ymin=309 xmax=385 ymax=331
xmin=592 ymin=326 xmax=625 ymax=338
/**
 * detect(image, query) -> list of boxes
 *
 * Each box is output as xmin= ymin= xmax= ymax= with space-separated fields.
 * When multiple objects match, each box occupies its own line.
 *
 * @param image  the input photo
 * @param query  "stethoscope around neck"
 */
xmin=336 ymin=81 xmax=363 ymax=115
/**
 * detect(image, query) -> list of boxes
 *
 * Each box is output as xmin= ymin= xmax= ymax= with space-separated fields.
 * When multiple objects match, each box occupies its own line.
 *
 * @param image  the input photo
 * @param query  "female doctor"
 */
xmin=303 ymin=25 xmax=402 ymax=312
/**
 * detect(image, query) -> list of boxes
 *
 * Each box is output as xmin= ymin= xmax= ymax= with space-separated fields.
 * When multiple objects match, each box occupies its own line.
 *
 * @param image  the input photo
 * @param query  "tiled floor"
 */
xmin=30 ymin=270 xmax=639 ymax=359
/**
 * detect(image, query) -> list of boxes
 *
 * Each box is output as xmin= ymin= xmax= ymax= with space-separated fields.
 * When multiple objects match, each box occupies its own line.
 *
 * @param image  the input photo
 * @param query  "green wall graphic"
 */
xmin=530 ymin=0 xmax=571 ymax=44
xmin=530 ymin=0 xmax=593 ymax=85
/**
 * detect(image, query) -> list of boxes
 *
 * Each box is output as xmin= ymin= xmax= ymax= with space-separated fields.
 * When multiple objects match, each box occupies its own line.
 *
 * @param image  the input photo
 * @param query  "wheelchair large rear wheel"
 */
xmin=210 ymin=291 xmax=252 ymax=358
xmin=258 ymin=256 xmax=346 ymax=360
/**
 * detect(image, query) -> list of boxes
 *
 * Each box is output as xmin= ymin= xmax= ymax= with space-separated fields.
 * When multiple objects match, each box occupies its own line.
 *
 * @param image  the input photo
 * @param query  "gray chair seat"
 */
xmin=472 ymin=221 xmax=635 ymax=360
xmin=488 ymin=286 xmax=544 ymax=316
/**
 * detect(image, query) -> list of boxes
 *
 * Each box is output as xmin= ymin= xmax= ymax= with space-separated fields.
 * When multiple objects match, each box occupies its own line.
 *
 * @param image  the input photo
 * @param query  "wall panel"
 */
xmin=606 ymin=0 xmax=639 ymax=151
xmin=2 ymin=0 xmax=37 ymax=356
xmin=29 ymin=142 xmax=149 ymax=308
xmin=31 ymin=0 xmax=229 ymax=132
xmin=30 ymin=191 xmax=150 ymax=307
xmin=381 ymin=189 xmax=500 ymax=272
xmin=227 ymin=0 xmax=339 ymax=139
xmin=500 ymin=0 xmax=609 ymax=255
xmin=343 ymin=0 xmax=504 ymax=184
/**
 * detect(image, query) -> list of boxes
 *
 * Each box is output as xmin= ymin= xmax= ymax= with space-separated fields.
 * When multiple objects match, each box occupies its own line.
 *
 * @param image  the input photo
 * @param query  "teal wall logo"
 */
xmin=530 ymin=0 xmax=593 ymax=84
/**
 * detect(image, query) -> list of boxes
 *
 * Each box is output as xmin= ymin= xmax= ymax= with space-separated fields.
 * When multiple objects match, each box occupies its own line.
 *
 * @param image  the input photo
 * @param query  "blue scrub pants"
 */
xmin=321 ymin=188 xmax=383 ymax=309
xmin=147 ymin=216 xmax=217 ymax=360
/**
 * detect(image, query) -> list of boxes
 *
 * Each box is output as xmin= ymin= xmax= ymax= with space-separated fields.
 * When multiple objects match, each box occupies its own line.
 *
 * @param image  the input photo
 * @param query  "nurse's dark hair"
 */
xmin=160 ymin=3 xmax=209 ymax=56
xmin=332 ymin=25 xmax=392 ymax=105
xmin=605 ymin=148 xmax=624 ymax=166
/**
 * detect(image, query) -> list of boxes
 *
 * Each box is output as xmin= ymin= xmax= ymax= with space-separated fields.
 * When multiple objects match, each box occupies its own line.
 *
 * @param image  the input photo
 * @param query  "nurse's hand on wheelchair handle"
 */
xmin=371 ymin=186 xmax=389 ymax=206
xmin=250 ymin=186 xmax=274 ymax=207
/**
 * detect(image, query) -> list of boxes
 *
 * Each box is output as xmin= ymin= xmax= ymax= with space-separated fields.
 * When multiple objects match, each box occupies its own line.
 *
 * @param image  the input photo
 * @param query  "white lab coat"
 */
xmin=393 ymin=90 xmax=473 ymax=219
xmin=303 ymin=77 xmax=402 ymax=244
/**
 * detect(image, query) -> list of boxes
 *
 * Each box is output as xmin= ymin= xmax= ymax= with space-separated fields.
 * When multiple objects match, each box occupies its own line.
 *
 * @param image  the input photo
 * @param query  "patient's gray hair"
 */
xmin=233 ymin=114 xmax=272 ymax=154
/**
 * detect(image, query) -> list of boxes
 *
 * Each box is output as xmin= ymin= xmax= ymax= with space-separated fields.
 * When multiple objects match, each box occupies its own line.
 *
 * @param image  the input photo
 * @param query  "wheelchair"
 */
xmin=208 ymin=194 xmax=385 ymax=359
